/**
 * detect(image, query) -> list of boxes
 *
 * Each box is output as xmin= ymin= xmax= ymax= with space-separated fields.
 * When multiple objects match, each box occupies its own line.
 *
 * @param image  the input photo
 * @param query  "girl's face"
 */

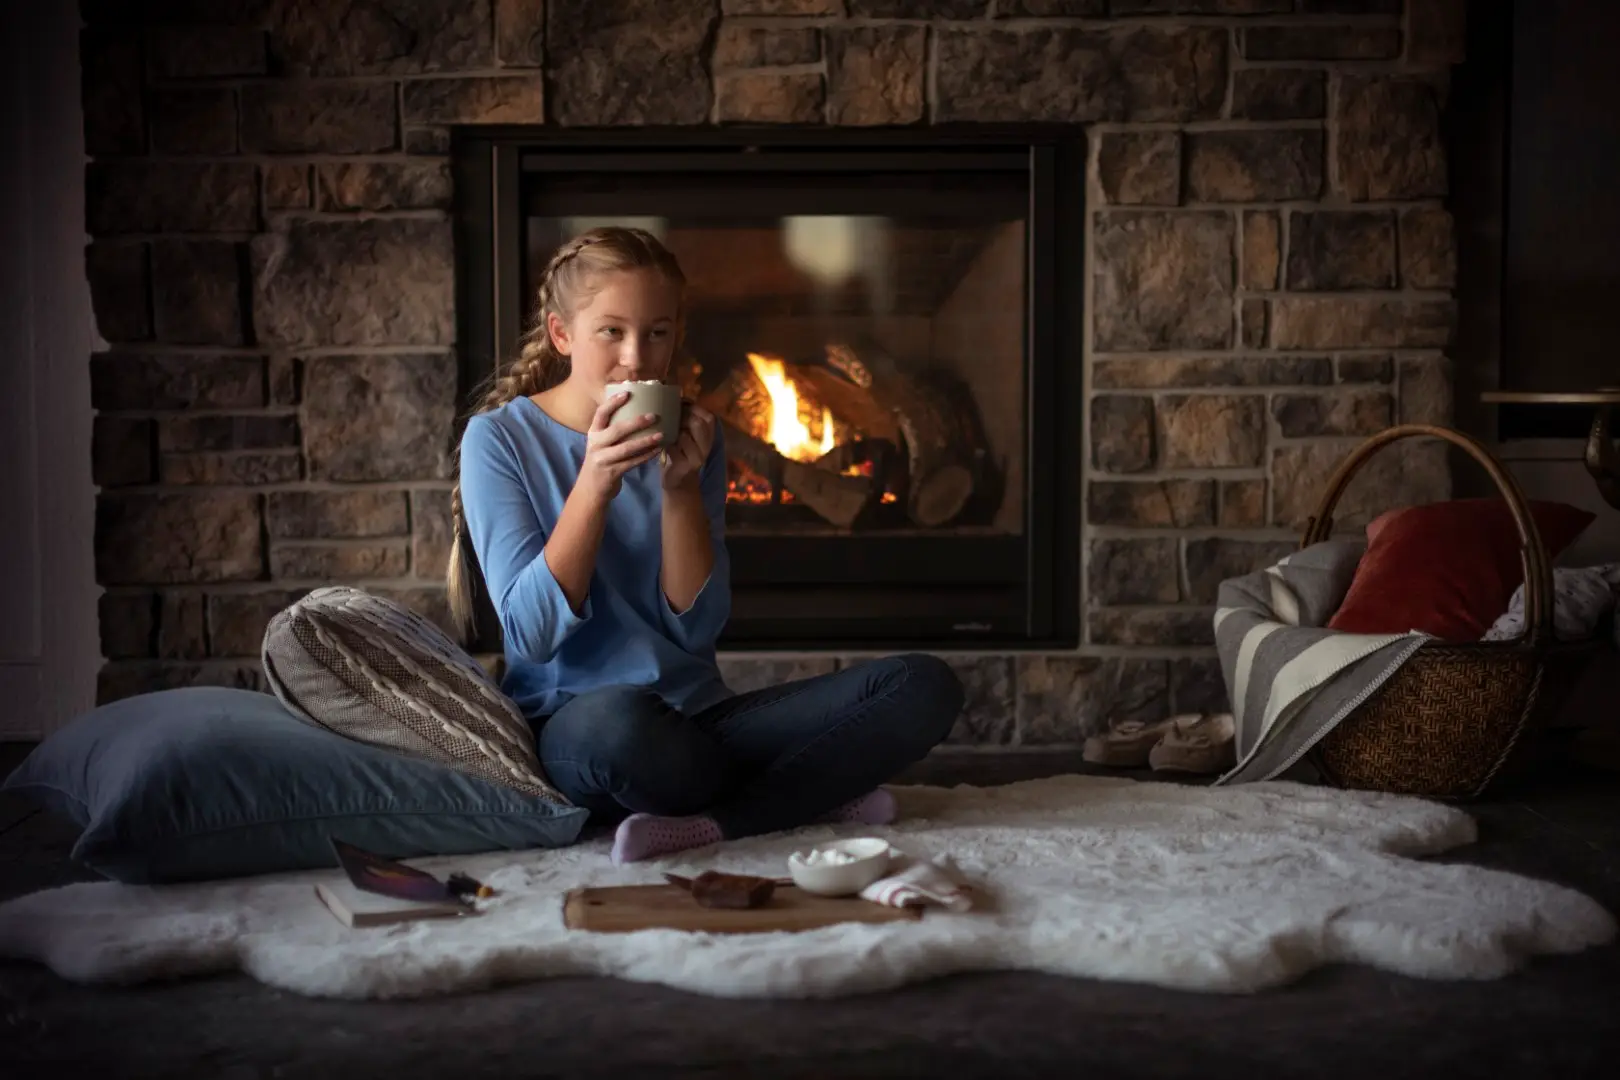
xmin=547 ymin=268 xmax=681 ymax=403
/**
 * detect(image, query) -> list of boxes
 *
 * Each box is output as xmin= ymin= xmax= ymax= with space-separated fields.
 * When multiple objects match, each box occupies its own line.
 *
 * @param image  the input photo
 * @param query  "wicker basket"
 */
xmin=1302 ymin=424 xmax=1604 ymax=801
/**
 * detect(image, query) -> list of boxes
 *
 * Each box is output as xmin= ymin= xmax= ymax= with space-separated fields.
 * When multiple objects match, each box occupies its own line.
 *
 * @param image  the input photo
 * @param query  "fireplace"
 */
xmin=455 ymin=130 xmax=1082 ymax=649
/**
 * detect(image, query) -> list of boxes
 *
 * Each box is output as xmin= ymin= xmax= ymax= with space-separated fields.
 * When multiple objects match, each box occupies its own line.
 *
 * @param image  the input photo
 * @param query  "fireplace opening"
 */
xmin=456 ymin=130 xmax=1082 ymax=650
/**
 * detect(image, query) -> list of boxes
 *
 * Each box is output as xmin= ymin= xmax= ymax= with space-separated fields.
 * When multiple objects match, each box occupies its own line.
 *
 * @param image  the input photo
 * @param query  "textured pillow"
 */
xmin=1328 ymin=498 xmax=1597 ymax=642
xmin=0 ymin=687 xmax=588 ymax=884
xmin=262 ymin=587 xmax=569 ymax=806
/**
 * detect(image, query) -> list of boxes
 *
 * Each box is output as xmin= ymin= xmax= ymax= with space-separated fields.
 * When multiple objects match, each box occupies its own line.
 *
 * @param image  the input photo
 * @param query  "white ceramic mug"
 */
xmin=604 ymin=380 xmax=683 ymax=450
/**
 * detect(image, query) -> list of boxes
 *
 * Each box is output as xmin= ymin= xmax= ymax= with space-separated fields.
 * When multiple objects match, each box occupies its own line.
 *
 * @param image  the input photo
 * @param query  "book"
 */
xmin=314 ymin=837 xmax=474 ymax=929
xmin=314 ymin=879 xmax=469 ymax=929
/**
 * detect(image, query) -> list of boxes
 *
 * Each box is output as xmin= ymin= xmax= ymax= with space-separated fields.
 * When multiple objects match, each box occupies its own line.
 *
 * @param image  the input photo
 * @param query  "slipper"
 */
xmin=1082 ymin=714 xmax=1188 ymax=768
xmin=1147 ymin=712 xmax=1236 ymax=775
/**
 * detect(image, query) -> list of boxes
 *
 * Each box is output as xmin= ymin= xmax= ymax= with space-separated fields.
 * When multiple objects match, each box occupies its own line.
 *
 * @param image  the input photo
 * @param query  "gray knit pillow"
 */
xmin=261 ymin=586 xmax=569 ymax=806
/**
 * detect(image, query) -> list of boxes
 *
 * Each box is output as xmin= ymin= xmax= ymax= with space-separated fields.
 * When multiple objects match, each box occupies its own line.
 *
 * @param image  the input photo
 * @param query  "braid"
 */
xmin=445 ymin=225 xmax=687 ymax=643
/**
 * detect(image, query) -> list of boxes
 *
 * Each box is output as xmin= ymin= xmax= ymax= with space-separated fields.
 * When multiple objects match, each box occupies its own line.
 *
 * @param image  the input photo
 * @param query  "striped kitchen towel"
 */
xmin=860 ymin=853 xmax=973 ymax=912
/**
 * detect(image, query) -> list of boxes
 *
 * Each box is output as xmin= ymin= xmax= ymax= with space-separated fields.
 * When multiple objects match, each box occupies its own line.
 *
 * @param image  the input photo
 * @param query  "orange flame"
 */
xmin=746 ymin=352 xmax=835 ymax=462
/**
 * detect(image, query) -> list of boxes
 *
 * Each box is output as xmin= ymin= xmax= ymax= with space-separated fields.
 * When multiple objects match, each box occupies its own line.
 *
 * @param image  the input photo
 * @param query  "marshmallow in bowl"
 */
xmin=800 ymin=847 xmax=860 ymax=867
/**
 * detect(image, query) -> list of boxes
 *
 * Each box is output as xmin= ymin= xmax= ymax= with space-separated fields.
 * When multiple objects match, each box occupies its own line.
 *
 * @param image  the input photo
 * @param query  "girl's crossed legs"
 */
xmin=535 ymin=653 xmax=963 ymax=862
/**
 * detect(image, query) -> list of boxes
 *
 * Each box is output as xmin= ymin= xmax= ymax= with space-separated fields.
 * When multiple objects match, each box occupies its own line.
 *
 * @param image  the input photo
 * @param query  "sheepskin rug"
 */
xmin=0 ymin=775 xmax=1611 ymax=1000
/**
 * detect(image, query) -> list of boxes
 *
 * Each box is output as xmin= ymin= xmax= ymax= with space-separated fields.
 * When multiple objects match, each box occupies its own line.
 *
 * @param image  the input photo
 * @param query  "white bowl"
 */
xmin=787 ymin=837 xmax=893 ymax=897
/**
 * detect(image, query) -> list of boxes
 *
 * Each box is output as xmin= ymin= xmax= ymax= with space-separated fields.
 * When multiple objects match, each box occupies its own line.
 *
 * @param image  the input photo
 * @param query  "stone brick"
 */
xmin=1158 ymin=395 xmax=1266 ymax=468
xmin=91 ymin=354 xmax=265 ymax=411
xmin=1090 ymin=395 xmax=1155 ymax=473
xmin=81 ymin=33 xmax=144 ymax=155
xmin=315 ymin=163 xmax=453 ymax=212
xmin=1018 ymin=657 xmax=1169 ymax=745
xmin=1241 ymin=299 xmax=1269 ymax=349
xmin=157 ymin=594 xmax=208 ymax=661
xmin=85 ymin=242 xmax=150 ymax=343
xmin=404 ymin=128 xmax=452 ymax=155
xmin=1407 ymin=0 xmax=1466 ymax=67
xmin=251 ymin=219 xmax=454 ymax=348
xmin=100 ymin=592 xmax=157 ymax=659
xmin=1093 ymin=355 xmax=1332 ymax=389
xmin=149 ymin=89 xmax=237 ymax=155
xmin=87 ymin=163 xmax=259 ymax=234
xmin=1089 ymin=608 xmax=1214 ymax=647
xmin=826 ymin=26 xmax=925 ymax=126
xmin=936 ymin=27 xmax=1226 ymax=123
xmin=548 ymin=0 xmax=716 ymax=126
xmin=1398 ymin=354 xmax=1454 ymax=426
xmin=1088 ymin=538 xmax=1180 ymax=605
xmin=1335 ymin=75 xmax=1447 ymax=200
xmin=1219 ymin=479 xmax=1266 ymax=527
xmin=402 ymin=76 xmax=545 ymax=125
xmin=1111 ymin=0 xmax=1290 ymax=11
xmin=716 ymin=26 xmax=820 ymax=69
xmin=303 ymin=355 xmax=458 ymax=481
xmin=997 ymin=0 xmax=1106 ymax=12
xmin=1272 ymin=391 xmax=1392 ymax=438
xmin=269 ymin=357 xmax=301 ymax=405
xmin=151 ymin=240 xmax=243 ymax=346
xmin=240 ymin=84 xmax=397 ymax=153
xmin=267 ymin=491 xmax=410 ymax=540
xmin=1094 ymin=211 xmax=1234 ymax=351
xmin=1171 ymin=656 xmax=1229 ymax=715
xmin=160 ymin=452 xmax=302 ymax=486
xmin=1185 ymin=129 xmax=1324 ymax=202
xmin=851 ymin=0 xmax=984 ymax=13
xmin=1087 ymin=480 xmax=1216 ymax=528
xmin=718 ymin=656 xmax=838 ymax=696
xmin=496 ymin=0 xmax=546 ymax=66
xmin=1299 ymin=0 xmax=1400 ymax=10
xmin=263 ymin=165 xmax=311 ymax=211
xmin=1242 ymin=211 xmax=1279 ymax=291
xmin=1184 ymin=538 xmax=1296 ymax=604
xmin=93 ymin=417 xmax=155 ymax=488
xmin=411 ymin=489 xmax=455 ymax=579
xmin=270 ymin=543 xmax=410 ymax=580
xmin=208 ymin=590 xmax=307 ymax=658
xmin=1231 ymin=69 xmax=1326 ymax=121
xmin=722 ymin=0 xmax=842 ymax=11
xmin=1243 ymin=26 xmax=1401 ymax=60
xmin=150 ymin=27 xmax=267 ymax=78
xmin=941 ymin=655 xmax=1015 ymax=746
xmin=1096 ymin=132 xmax=1180 ymax=207
xmin=1286 ymin=211 xmax=1396 ymax=291
xmin=96 ymin=493 xmax=264 ymax=584
xmin=159 ymin=415 xmax=299 ymax=453
xmin=716 ymin=73 xmax=826 ymax=124
xmin=97 ymin=662 xmax=266 ymax=705
xmin=1271 ymin=439 xmax=1450 ymax=528
xmin=1271 ymin=297 xmax=1453 ymax=350
xmin=1336 ymin=354 xmax=1394 ymax=384
xmin=1399 ymin=206 xmax=1456 ymax=289
xmin=269 ymin=0 xmax=493 ymax=74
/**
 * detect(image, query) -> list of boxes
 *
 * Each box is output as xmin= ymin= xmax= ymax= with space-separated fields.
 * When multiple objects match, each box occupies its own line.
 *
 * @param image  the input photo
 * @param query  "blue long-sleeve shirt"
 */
xmin=458 ymin=396 xmax=733 ymax=719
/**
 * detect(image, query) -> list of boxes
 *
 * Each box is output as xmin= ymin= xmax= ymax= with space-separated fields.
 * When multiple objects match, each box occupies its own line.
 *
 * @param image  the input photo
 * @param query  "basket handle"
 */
xmin=1299 ymin=423 xmax=1554 ymax=647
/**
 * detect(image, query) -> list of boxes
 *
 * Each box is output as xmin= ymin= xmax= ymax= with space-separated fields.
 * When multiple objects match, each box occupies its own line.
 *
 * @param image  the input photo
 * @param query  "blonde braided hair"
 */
xmin=446 ymin=226 xmax=687 ymax=642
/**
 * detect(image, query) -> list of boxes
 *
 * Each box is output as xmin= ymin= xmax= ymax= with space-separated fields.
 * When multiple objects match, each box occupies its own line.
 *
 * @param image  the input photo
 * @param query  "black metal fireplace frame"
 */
xmin=452 ymin=127 xmax=1083 ymax=651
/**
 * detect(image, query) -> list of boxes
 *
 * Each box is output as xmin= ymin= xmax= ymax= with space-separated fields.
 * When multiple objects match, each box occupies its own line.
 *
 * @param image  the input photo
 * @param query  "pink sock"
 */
xmin=611 ymin=813 xmax=725 ymax=864
xmin=819 ymin=788 xmax=898 ymax=826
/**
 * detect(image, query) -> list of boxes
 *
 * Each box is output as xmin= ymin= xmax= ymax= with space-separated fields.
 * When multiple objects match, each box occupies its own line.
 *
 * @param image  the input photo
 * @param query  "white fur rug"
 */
xmin=0 ymin=776 xmax=1612 ymax=1000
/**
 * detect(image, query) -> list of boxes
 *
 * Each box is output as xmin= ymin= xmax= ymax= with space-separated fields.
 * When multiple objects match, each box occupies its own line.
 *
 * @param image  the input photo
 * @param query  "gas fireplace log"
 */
xmin=788 ymin=366 xmax=900 ymax=444
xmin=825 ymin=343 xmax=978 ymax=528
xmin=718 ymin=418 xmax=876 ymax=529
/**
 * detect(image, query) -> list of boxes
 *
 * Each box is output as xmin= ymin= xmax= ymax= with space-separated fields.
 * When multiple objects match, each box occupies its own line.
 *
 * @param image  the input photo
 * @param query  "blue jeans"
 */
xmin=534 ymin=654 xmax=963 ymax=839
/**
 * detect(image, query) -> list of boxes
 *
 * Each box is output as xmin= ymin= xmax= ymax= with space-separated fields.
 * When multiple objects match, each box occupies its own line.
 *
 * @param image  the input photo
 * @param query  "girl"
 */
xmin=446 ymin=227 xmax=964 ymax=864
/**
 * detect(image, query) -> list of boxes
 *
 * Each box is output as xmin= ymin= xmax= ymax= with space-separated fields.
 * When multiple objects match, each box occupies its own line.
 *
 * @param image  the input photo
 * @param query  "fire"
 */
xmin=745 ymin=352 xmax=835 ymax=462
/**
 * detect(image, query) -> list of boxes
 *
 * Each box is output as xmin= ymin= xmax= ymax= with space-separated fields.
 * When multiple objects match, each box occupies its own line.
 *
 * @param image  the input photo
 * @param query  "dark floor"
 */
xmin=2 ymin=742 xmax=1618 ymax=1080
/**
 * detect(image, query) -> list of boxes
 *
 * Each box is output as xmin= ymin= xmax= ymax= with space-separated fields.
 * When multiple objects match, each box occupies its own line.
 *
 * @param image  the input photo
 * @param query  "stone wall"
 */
xmin=80 ymin=0 xmax=1466 ymax=749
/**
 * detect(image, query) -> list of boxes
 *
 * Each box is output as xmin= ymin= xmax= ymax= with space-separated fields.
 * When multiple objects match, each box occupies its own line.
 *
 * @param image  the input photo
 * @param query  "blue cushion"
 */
xmin=1 ymin=687 xmax=588 ymax=884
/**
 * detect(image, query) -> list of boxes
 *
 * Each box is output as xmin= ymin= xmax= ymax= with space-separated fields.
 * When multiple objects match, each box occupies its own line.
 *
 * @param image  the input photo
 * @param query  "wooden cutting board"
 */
xmin=563 ymin=883 xmax=923 ymax=934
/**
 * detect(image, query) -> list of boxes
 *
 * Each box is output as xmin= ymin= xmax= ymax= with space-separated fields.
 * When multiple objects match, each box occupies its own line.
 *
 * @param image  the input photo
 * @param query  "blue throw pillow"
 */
xmin=1 ymin=686 xmax=588 ymax=884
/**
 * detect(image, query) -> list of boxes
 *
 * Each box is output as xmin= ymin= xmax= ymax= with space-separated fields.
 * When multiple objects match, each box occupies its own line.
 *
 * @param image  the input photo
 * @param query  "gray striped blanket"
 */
xmin=1212 ymin=540 xmax=1430 ymax=786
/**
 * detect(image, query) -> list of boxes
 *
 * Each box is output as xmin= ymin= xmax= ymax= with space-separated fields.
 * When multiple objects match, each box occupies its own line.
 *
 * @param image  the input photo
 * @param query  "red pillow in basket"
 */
xmin=1327 ymin=498 xmax=1596 ymax=642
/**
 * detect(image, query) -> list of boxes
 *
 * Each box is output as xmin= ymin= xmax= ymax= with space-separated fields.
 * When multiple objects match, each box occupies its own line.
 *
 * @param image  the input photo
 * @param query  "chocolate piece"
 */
xmin=664 ymin=871 xmax=777 ymax=910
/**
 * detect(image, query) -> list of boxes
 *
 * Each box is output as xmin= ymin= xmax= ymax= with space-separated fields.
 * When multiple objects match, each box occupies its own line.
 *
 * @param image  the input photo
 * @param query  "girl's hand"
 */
xmin=578 ymin=391 xmax=663 ymax=503
xmin=662 ymin=402 xmax=716 ymax=491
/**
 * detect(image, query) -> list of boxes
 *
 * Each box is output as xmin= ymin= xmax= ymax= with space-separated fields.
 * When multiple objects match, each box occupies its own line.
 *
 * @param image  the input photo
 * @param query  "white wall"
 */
xmin=0 ymin=1 xmax=102 ymax=739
